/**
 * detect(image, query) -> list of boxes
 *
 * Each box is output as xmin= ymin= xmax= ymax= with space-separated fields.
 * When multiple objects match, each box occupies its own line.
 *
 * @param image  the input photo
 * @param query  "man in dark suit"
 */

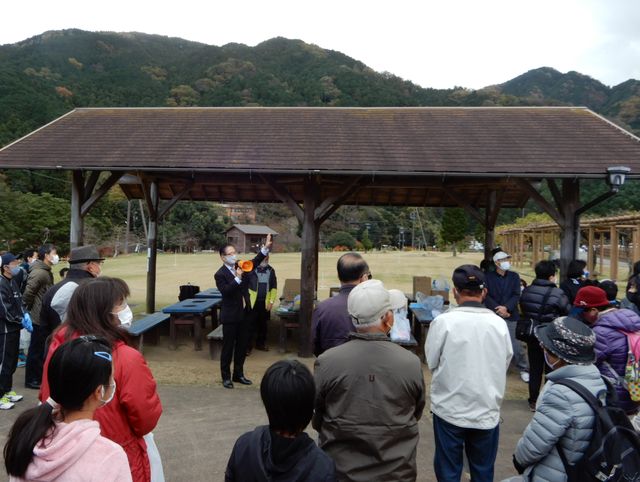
xmin=215 ymin=233 xmax=273 ymax=389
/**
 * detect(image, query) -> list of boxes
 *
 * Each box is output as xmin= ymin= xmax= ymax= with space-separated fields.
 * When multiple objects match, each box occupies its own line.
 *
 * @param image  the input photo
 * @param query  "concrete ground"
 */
xmin=0 ymin=379 xmax=533 ymax=482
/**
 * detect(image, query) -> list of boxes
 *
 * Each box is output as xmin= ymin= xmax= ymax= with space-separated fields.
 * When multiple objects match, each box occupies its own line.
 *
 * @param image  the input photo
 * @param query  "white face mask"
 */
xmin=499 ymin=261 xmax=511 ymax=271
xmin=544 ymin=350 xmax=560 ymax=370
xmin=49 ymin=254 xmax=60 ymax=265
xmin=114 ymin=304 xmax=133 ymax=327
xmin=100 ymin=381 xmax=116 ymax=405
xmin=224 ymin=255 xmax=237 ymax=266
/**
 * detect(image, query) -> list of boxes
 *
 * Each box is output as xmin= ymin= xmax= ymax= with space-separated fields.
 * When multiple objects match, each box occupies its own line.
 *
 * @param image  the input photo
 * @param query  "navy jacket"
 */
xmin=225 ymin=425 xmax=336 ymax=482
xmin=215 ymin=251 xmax=265 ymax=325
xmin=311 ymin=284 xmax=356 ymax=357
xmin=484 ymin=269 xmax=521 ymax=321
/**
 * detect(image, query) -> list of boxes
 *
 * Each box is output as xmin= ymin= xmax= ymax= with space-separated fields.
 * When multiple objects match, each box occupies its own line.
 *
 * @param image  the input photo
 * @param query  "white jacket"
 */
xmin=426 ymin=301 xmax=513 ymax=429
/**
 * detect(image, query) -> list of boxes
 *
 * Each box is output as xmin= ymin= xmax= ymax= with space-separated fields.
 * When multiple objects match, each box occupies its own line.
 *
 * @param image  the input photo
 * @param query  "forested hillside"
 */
xmin=1 ymin=29 xmax=639 ymax=253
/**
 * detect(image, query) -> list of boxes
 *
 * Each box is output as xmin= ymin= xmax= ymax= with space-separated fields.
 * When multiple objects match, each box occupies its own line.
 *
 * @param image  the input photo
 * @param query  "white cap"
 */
xmin=492 ymin=251 xmax=511 ymax=262
xmin=348 ymin=279 xmax=392 ymax=325
xmin=388 ymin=289 xmax=407 ymax=310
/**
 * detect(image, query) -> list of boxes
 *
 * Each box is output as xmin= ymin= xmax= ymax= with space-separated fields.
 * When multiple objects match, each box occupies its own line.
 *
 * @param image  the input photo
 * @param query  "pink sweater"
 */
xmin=11 ymin=419 xmax=132 ymax=482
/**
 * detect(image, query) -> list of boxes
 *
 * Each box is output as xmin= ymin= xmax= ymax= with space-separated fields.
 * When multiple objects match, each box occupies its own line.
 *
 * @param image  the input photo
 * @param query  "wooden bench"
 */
xmin=126 ymin=312 xmax=170 ymax=352
xmin=207 ymin=325 xmax=224 ymax=360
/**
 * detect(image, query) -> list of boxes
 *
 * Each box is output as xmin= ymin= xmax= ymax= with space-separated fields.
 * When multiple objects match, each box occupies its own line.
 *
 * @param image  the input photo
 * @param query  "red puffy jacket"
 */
xmin=40 ymin=328 xmax=162 ymax=482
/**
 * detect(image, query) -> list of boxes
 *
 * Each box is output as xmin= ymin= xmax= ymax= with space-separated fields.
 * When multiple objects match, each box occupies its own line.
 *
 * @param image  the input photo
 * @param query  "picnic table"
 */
xmin=275 ymin=308 xmax=299 ymax=353
xmin=162 ymin=298 xmax=221 ymax=351
xmin=126 ymin=312 xmax=170 ymax=352
xmin=194 ymin=288 xmax=221 ymax=299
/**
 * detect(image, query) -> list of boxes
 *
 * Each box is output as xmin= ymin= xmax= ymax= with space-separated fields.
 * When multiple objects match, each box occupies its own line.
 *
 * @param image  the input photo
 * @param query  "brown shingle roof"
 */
xmin=1 ymin=107 xmax=639 ymax=208
xmin=1 ymin=107 xmax=639 ymax=175
xmin=226 ymin=224 xmax=278 ymax=235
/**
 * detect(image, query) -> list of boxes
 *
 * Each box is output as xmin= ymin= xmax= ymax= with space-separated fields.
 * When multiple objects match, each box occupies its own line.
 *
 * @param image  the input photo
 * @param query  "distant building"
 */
xmin=220 ymin=203 xmax=256 ymax=223
xmin=226 ymin=224 xmax=278 ymax=253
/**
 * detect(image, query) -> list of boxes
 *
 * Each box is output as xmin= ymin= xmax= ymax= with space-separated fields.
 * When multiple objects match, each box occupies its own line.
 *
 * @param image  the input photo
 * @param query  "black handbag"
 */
xmin=516 ymin=287 xmax=553 ymax=343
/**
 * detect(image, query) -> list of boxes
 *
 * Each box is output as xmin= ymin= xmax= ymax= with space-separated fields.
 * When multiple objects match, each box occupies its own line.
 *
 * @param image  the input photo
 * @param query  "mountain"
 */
xmin=1 ymin=30 xmax=639 ymax=148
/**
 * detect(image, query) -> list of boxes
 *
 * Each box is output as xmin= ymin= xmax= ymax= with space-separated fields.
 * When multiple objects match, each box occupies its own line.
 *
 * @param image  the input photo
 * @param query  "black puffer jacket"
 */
xmin=520 ymin=279 xmax=571 ymax=324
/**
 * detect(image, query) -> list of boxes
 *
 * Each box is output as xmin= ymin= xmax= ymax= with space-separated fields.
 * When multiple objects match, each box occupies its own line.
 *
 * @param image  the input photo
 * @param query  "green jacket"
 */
xmin=23 ymin=260 xmax=54 ymax=325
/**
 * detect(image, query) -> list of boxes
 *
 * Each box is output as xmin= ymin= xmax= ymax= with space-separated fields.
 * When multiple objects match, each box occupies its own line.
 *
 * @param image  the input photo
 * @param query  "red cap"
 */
xmin=573 ymin=286 xmax=610 ymax=308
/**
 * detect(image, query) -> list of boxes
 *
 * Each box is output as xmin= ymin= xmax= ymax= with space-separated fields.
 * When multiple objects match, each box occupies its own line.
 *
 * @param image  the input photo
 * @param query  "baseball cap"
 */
xmin=348 ymin=279 xmax=392 ymax=325
xmin=492 ymin=251 xmax=511 ymax=262
xmin=1 ymin=253 xmax=18 ymax=266
xmin=452 ymin=265 xmax=485 ymax=290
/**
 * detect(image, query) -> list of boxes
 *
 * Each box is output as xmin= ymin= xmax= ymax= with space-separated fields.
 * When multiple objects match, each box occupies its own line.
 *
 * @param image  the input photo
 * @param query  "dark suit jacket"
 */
xmin=215 ymin=251 xmax=266 ymax=324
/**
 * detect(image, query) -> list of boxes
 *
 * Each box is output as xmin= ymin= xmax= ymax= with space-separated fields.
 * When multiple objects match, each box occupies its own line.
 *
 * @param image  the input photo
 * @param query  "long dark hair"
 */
xmin=62 ymin=277 xmax=131 ymax=345
xmin=4 ymin=337 xmax=112 ymax=477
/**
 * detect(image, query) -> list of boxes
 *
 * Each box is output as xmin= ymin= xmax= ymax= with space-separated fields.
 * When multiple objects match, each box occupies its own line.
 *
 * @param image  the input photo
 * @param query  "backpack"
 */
xmin=604 ymin=330 xmax=640 ymax=402
xmin=554 ymin=378 xmax=640 ymax=482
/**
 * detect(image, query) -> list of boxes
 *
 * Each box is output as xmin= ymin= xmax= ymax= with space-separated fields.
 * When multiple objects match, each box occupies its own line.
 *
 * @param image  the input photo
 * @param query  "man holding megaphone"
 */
xmin=215 ymin=233 xmax=273 ymax=389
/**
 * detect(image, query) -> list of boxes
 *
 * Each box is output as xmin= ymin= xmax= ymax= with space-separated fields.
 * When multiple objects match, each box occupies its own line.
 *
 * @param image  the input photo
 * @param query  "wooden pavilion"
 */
xmin=2 ymin=106 xmax=640 ymax=356
xmin=499 ymin=212 xmax=640 ymax=281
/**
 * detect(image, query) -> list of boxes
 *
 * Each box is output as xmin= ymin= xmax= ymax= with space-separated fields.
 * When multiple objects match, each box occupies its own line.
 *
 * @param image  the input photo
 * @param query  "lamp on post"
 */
xmin=606 ymin=166 xmax=630 ymax=193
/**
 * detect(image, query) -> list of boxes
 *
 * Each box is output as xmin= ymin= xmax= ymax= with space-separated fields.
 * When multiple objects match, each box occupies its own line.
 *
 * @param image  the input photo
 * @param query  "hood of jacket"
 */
xmin=597 ymin=308 xmax=640 ymax=332
xmin=246 ymin=426 xmax=317 ymax=477
xmin=24 ymin=419 xmax=102 ymax=480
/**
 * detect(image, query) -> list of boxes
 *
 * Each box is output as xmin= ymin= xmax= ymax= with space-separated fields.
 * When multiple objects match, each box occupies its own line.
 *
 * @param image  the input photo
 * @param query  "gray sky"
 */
xmin=2 ymin=0 xmax=638 ymax=89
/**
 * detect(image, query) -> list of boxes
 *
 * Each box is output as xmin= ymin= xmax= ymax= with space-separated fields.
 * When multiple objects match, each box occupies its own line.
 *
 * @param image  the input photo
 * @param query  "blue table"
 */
xmin=194 ymin=288 xmax=221 ymax=299
xmin=162 ymin=298 xmax=221 ymax=351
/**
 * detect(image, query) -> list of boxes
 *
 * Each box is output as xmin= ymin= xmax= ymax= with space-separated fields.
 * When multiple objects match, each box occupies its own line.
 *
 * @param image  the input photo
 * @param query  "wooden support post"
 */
xmin=299 ymin=177 xmax=320 ymax=358
xmin=634 ymin=227 xmax=640 ymax=271
xmin=558 ymin=180 xmax=580 ymax=277
xmin=610 ymin=226 xmax=619 ymax=280
xmin=587 ymin=227 xmax=595 ymax=273
xmin=599 ymin=232 xmax=605 ymax=275
xmin=145 ymin=181 xmax=159 ymax=314
xmin=70 ymin=171 xmax=84 ymax=249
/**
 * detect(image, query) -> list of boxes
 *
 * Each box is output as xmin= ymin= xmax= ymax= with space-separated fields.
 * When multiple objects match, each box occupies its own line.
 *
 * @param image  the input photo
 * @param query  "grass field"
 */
xmin=97 ymin=249 xmax=537 ymax=312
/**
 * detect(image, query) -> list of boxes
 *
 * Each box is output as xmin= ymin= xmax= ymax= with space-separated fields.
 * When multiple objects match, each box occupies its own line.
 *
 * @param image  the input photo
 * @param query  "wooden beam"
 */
xmin=610 ymin=225 xmax=619 ymax=280
xmin=546 ymin=178 xmax=563 ymax=211
xmin=140 ymin=179 xmax=157 ymax=220
xmin=260 ymin=174 xmax=304 ymax=222
xmin=81 ymin=171 xmax=122 ymax=217
xmin=315 ymin=177 xmax=363 ymax=224
xmin=444 ymin=188 xmax=484 ymax=224
xmin=516 ymin=179 xmax=564 ymax=226
xmin=83 ymin=171 xmax=101 ymax=202
xmin=158 ymin=181 xmax=194 ymax=221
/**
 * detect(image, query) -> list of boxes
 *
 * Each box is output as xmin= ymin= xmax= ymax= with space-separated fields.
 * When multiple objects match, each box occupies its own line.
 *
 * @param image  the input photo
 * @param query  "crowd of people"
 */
xmin=2 ymin=240 xmax=640 ymax=481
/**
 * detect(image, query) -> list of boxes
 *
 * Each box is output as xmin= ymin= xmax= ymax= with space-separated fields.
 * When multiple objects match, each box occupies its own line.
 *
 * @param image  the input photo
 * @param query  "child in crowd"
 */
xmin=4 ymin=337 xmax=132 ymax=481
xmin=225 ymin=360 xmax=335 ymax=481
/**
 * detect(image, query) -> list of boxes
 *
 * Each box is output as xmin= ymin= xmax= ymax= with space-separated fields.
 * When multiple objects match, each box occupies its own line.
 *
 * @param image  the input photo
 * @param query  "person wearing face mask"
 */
xmin=14 ymin=248 xmax=38 ymax=295
xmin=5 ymin=337 xmax=132 ymax=481
xmin=216 ymin=234 xmax=273 ymax=389
xmin=23 ymin=244 xmax=57 ymax=390
xmin=39 ymin=277 xmax=162 ymax=482
xmin=512 ymin=316 xmax=606 ymax=482
xmin=485 ymin=250 xmax=530 ymax=383
xmin=620 ymin=274 xmax=640 ymax=316
xmin=570 ymin=286 xmax=611 ymax=325
xmin=246 ymin=254 xmax=278 ymax=354
xmin=519 ymin=260 xmax=571 ymax=411
xmin=39 ymin=245 xmax=105 ymax=347
xmin=574 ymin=285 xmax=640 ymax=414
xmin=559 ymin=259 xmax=590 ymax=304
xmin=0 ymin=253 xmax=26 ymax=410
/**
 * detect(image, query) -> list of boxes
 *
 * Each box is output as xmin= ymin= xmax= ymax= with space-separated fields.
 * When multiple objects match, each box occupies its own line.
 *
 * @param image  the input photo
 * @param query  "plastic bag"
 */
xmin=22 ymin=313 xmax=33 ymax=333
xmin=390 ymin=309 xmax=411 ymax=341
xmin=421 ymin=295 xmax=445 ymax=317
xmin=144 ymin=432 xmax=165 ymax=482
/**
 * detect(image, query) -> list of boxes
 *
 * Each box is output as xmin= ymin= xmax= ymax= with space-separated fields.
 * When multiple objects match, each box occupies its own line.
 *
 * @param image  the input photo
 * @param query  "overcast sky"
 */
xmin=1 ymin=0 xmax=638 ymax=89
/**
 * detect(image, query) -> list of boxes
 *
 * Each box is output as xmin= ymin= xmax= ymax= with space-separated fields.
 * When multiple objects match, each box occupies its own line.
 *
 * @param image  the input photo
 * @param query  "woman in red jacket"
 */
xmin=39 ymin=277 xmax=162 ymax=482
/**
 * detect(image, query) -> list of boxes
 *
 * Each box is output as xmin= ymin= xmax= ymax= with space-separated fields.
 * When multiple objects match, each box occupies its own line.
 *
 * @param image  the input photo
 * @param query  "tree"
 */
xmin=326 ymin=231 xmax=356 ymax=250
xmin=440 ymin=208 xmax=467 ymax=256
xmin=361 ymin=229 xmax=373 ymax=252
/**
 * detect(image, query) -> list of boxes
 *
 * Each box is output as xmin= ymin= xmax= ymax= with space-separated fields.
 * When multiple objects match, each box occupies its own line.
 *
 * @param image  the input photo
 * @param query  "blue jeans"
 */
xmin=433 ymin=414 xmax=499 ymax=482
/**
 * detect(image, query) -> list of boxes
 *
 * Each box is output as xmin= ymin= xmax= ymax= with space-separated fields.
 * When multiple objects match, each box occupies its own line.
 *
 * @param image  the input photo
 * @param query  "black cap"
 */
xmin=452 ymin=264 xmax=485 ymax=290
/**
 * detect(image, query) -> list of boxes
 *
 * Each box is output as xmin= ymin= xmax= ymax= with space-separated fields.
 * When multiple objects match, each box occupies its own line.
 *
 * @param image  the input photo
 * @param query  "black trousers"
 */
xmin=527 ymin=340 xmax=551 ymax=404
xmin=0 ymin=329 xmax=20 ymax=395
xmin=25 ymin=323 xmax=47 ymax=385
xmin=248 ymin=299 xmax=270 ymax=349
xmin=220 ymin=318 xmax=249 ymax=381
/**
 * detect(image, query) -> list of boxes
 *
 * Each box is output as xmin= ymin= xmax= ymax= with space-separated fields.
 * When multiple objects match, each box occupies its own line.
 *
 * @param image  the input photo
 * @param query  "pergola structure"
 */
xmin=499 ymin=212 xmax=640 ymax=281
xmin=2 ymin=106 xmax=640 ymax=357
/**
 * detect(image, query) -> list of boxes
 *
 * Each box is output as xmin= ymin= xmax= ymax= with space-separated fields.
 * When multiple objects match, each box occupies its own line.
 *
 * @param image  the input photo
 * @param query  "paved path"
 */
xmin=0 ymin=384 xmax=533 ymax=481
